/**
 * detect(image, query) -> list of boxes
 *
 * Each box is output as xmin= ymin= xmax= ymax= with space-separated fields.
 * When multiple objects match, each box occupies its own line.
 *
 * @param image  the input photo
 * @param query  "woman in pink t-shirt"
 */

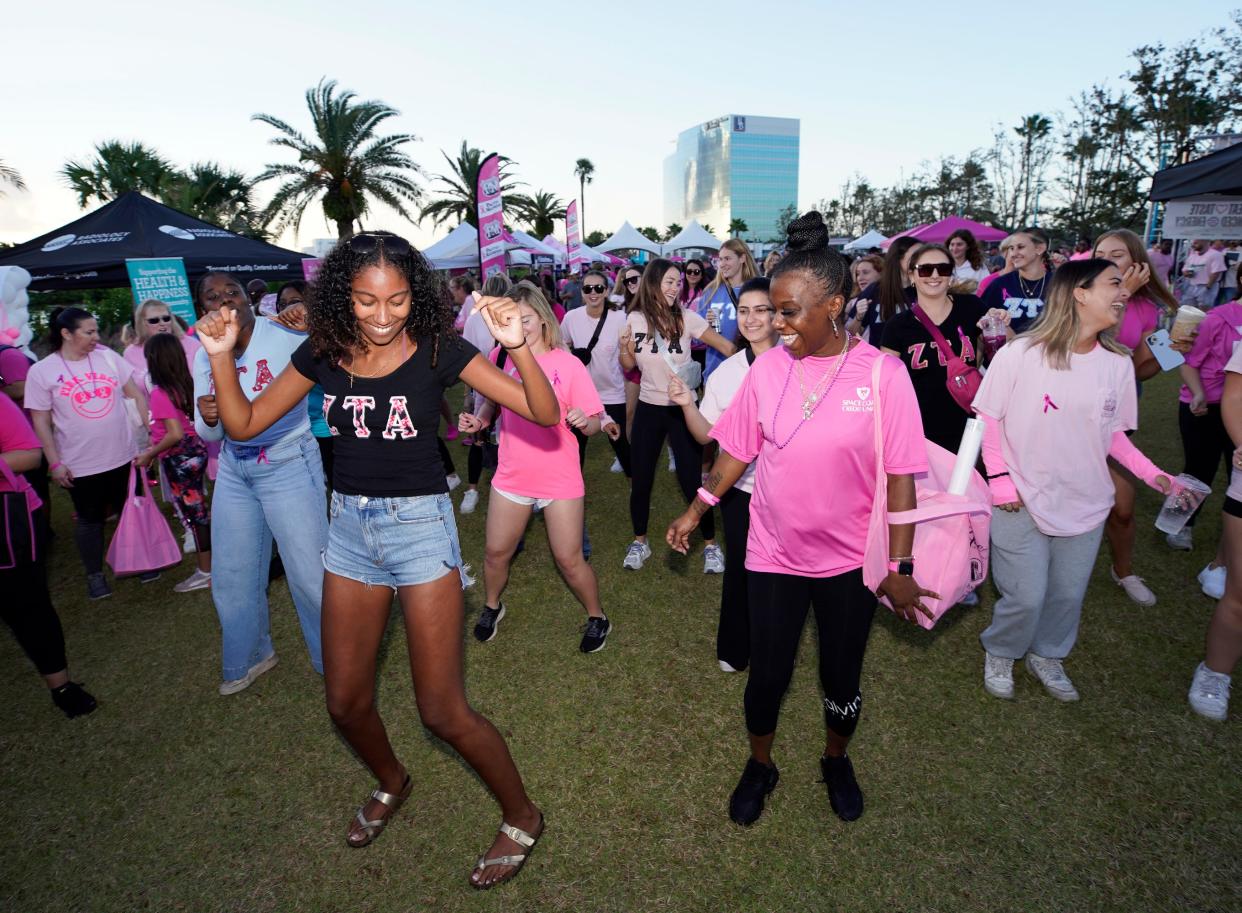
xmin=459 ymin=281 xmax=616 ymax=654
xmin=1092 ymin=229 xmax=1178 ymax=606
xmin=668 ymin=214 xmax=935 ymax=828
xmin=973 ymin=259 xmax=1171 ymax=705
xmin=618 ymin=259 xmax=735 ymax=574
xmin=134 ymin=334 xmax=212 ymax=594
xmin=122 ymin=298 xmax=202 ymax=393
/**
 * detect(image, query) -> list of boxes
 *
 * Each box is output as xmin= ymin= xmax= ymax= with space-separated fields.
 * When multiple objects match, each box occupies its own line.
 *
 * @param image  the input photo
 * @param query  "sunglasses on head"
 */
xmin=582 ymin=284 xmax=607 ymax=294
xmin=914 ymin=262 xmax=954 ymax=278
xmin=348 ymin=232 xmax=412 ymax=258
xmin=146 ymin=314 xmax=173 ymax=325
xmin=624 ymin=275 xmax=641 ymax=286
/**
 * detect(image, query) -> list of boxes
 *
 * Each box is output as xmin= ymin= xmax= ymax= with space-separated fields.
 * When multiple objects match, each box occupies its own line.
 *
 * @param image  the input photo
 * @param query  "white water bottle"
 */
xmin=948 ymin=418 xmax=985 ymax=495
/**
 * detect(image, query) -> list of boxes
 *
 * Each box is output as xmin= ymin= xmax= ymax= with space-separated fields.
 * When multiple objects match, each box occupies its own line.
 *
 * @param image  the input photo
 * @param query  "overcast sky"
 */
xmin=1 ymin=1 xmax=1230 ymax=251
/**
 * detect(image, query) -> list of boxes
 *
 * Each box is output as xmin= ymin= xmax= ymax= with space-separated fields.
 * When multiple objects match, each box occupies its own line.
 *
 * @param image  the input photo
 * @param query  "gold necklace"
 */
xmin=794 ymin=335 xmax=854 ymax=420
xmin=346 ymin=335 xmax=407 ymax=388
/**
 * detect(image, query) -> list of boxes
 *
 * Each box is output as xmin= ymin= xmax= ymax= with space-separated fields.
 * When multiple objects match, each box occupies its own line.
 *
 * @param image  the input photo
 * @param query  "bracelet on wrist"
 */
xmin=696 ymin=486 xmax=720 ymax=507
xmin=49 ymin=461 xmax=63 ymax=472
xmin=986 ymin=471 xmax=1010 ymax=481
xmin=502 ymin=340 xmax=527 ymax=351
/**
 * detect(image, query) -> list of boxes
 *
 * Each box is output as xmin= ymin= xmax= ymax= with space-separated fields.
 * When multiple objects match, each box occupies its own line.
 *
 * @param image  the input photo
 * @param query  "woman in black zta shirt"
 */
xmin=196 ymin=233 xmax=559 ymax=890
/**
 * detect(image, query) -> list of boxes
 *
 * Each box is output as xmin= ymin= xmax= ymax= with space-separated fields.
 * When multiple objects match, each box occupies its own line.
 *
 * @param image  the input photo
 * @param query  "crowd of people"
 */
xmin=1 ymin=213 xmax=1240 ymax=890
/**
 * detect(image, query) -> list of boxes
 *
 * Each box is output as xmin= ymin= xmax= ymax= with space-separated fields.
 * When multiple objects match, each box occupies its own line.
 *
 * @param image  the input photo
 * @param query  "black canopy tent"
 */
xmin=1149 ymin=142 xmax=1242 ymax=202
xmin=0 ymin=191 xmax=310 ymax=290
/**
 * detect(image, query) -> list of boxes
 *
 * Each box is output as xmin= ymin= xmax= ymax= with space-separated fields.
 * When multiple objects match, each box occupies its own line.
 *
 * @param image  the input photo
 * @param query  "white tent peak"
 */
xmin=662 ymin=220 xmax=722 ymax=253
xmin=598 ymin=221 xmax=662 ymax=255
xmin=842 ymin=229 xmax=888 ymax=252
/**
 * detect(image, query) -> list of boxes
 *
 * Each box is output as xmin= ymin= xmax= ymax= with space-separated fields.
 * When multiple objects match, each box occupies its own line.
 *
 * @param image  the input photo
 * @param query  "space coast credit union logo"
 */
xmin=57 ymin=373 xmax=118 ymax=419
xmin=841 ymin=385 xmax=874 ymax=413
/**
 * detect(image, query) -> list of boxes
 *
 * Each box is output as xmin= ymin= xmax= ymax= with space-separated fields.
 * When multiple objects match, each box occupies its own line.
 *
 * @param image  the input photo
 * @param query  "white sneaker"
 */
xmin=610 ymin=458 xmax=623 ymax=473
xmin=703 ymin=544 xmax=725 ymax=574
xmin=983 ymin=652 xmax=1014 ymax=700
xmin=1025 ymin=653 xmax=1080 ymax=702
xmin=1188 ymin=662 xmax=1231 ymax=721
xmin=461 ymin=489 xmax=479 ymax=514
xmin=182 ymin=529 xmax=196 ymax=554
xmin=958 ymin=589 xmax=979 ymax=607
xmin=623 ymin=540 xmax=652 ymax=570
xmin=173 ymin=569 xmax=212 ymax=593
xmin=719 ymin=659 xmax=740 ymax=673
xmin=1166 ymin=526 xmax=1193 ymax=550
xmin=1110 ymin=567 xmax=1157 ymax=606
xmin=219 ymin=652 xmax=278 ymax=696
xmin=446 ymin=473 xmax=462 ymax=492
xmin=1198 ymin=563 xmax=1227 ymax=600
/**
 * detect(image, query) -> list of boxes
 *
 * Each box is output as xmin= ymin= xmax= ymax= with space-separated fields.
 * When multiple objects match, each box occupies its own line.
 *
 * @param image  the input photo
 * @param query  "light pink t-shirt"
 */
xmin=627 ymin=308 xmax=709 ymax=406
xmin=25 ymin=346 xmax=137 ymax=477
xmin=1184 ymin=249 xmax=1226 ymax=285
xmin=1224 ymin=345 xmax=1242 ymax=502
xmin=711 ymin=342 xmax=927 ymax=577
xmin=972 ymin=338 xmax=1138 ymax=536
xmin=489 ymin=347 xmax=605 ymax=500
xmin=0 ymin=391 xmax=42 ymax=513
xmin=561 ymin=307 xmax=627 ymax=405
xmin=149 ymin=386 xmax=198 ymax=448
xmin=1116 ymin=296 xmax=1160 ymax=351
xmin=1180 ymin=301 xmax=1242 ymax=404
xmin=699 ymin=348 xmax=760 ymax=494
xmin=123 ymin=335 xmax=202 ymax=393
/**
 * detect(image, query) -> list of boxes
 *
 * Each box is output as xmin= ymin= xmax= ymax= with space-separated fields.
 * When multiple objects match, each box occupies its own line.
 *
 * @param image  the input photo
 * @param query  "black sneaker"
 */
xmin=729 ymin=758 xmax=779 ymax=826
xmin=86 ymin=573 xmax=112 ymax=600
xmin=474 ymin=603 xmax=506 ymax=642
xmin=51 ymin=682 xmax=98 ymax=719
xmin=820 ymin=754 xmax=864 ymax=822
xmin=579 ymin=615 xmax=610 ymax=653
xmin=139 ymin=570 xmax=161 ymax=584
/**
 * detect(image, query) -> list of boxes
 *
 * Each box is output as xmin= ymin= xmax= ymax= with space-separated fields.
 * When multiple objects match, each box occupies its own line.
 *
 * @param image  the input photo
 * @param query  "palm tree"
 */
xmin=663 ymin=223 xmax=683 ymax=242
xmin=701 ymin=224 xmax=717 ymax=237
xmin=420 ymin=142 xmax=523 ymax=229
xmin=511 ymin=190 xmax=566 ymax=239
xmin=60 ymin=140 xmax=175 ymax=207
xmin=0 ymin=158 xmax=26 ymax=196
xmin=728 ymin=217 xmax=749 ymax=238
xmin=574 ymin=158 xmax=595 ymax=236
xmin=161 ymin=163 xmax=267 ymax=239
xmin=637 ymin=226 xmax=662 ymax=243
xmin=252 ymin=78 xmax=423 ymax=239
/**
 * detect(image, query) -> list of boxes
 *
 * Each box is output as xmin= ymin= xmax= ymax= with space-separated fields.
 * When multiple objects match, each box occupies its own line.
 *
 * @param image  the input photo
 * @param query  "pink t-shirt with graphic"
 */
xmin=24 ymin=346 xmax=136 ymax=477
xmin=490 ymin=347 xmax=604 ymax=500
xmin=711 ymin=342 xmax=927 ymax=577
xmin=1116 ymin=296 xmax=1160 ymax=351
xmin=1180 ymin=301 xmax=1242 ymax=404
xmin=1224 ymin=346 xmax=1242 ymax=502
xmin=972 ymin=338 xmax=1138 ymax=536
xmin=148 ymin=386 xmax=199 ymax=448
xmin=627 ymin=308 xmax=709 ymax=406
xmin=0 ymin=391 xmax=43 ymax=512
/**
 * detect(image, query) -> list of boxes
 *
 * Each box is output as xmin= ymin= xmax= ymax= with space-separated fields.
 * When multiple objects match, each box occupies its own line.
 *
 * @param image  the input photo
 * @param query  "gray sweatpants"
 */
xmin=980 ymin=507 xmax=1105 ymax=661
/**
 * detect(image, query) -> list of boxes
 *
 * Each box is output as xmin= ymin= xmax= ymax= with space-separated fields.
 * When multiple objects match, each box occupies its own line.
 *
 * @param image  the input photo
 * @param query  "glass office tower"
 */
xmin=663 ymin=115 xmax=800 ymax=242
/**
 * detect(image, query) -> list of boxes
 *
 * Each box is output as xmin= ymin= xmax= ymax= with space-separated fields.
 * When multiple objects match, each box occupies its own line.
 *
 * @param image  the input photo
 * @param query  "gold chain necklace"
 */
xmin=346 ymin=335 xmax=407 ymax=388
xmin=794 ymin=335 xmax=854 ymax=420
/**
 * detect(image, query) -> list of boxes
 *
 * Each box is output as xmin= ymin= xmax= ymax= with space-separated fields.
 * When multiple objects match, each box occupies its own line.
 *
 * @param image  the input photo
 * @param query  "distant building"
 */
xmin=663 ymin=115 xmax=800 ymax=243
xmin=301 ymin=239 xmax=337 ymax=258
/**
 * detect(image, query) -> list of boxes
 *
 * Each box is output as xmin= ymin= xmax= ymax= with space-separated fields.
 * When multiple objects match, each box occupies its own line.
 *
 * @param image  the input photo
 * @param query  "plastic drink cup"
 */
xmin=707 ymin=307 xmax=720 ymax=331
xmin=1171 ymin=305 xmax=1207 ymax=343
xmin=980 ymin=314 xmax=1007 ymax=357
xmin=1154 ymin=473 xmax=1211 ymax=535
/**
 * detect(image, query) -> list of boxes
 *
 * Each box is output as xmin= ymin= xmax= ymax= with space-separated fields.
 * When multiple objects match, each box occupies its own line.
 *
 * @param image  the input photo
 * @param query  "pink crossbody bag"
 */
xmin=911 ymin=304 xmax=983 ymax=413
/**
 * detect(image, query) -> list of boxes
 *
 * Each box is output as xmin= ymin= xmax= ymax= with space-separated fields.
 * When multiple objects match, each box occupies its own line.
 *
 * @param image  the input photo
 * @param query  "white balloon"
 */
xmin=0 ymin=266 xmax=33 ymax=353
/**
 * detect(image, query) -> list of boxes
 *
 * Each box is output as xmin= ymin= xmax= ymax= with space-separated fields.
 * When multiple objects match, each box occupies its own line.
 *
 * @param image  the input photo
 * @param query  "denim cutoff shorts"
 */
xmin=325 ymin=491 xmax=464 ymax=589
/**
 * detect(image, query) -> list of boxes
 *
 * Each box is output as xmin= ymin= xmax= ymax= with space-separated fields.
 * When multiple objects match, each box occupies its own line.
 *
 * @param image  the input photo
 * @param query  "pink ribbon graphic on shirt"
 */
xmin=1043 ymin=394 xmax=1058 ymax=413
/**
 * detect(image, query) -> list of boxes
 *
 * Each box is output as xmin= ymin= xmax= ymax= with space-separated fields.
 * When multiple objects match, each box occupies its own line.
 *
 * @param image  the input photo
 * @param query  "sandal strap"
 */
xmin=497 ymin=821 xmax=537 ymax=848
xmin=475 ymin=853 xmax=527 ymax=871
xmin=354 ymin=808 xmax=385 ymax=834
xmin=370 ymin=788 xmax=403 ymax=808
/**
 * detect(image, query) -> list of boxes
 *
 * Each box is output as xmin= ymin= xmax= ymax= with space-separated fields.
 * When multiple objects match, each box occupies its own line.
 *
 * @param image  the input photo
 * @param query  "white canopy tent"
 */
xmin=598 ymin=221 xmax=663 ymax=255
xmin=508 ymin=229 xmax=563 ymax=259
xmin=661 ymin=220 xmax=722 ymax=253
xmin=421 ymin=223 xmax=534 ymax=269
xmin=540 ymin=234 xmax=624 ymax=268
xmin=842 ymin=229 xmax=888 ymax=252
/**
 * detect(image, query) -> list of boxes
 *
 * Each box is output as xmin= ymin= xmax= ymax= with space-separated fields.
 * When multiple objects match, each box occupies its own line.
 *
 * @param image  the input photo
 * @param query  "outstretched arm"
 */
xmin=457 ymin=295 xmax=558 ymax=426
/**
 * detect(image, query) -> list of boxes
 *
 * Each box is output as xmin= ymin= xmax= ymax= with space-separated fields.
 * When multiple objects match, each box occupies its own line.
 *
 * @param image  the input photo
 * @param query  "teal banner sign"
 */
xmin=125 ymin=258 xmax=196 ymax=324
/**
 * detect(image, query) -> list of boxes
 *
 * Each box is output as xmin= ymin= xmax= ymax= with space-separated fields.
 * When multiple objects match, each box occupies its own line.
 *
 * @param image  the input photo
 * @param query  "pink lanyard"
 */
xmin=58 ymin=351 xmax=100 ymax=397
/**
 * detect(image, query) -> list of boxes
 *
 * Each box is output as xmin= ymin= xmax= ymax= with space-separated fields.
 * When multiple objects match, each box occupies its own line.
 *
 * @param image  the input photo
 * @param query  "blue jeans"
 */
xmin=211 ymin=432 xmax=327 ymax=681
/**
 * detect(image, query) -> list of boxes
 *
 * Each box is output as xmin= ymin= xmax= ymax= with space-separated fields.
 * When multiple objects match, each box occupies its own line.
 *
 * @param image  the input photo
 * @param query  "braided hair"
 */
xmin=769 ymin=212 xmax=851 ymax=304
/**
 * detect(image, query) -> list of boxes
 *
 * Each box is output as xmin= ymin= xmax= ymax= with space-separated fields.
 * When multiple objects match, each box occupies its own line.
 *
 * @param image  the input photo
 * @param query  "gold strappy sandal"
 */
xmin=469 ymin=815 xmax=544 ymax=889
xmin=346 ymin=775 xmax=412 ymax=848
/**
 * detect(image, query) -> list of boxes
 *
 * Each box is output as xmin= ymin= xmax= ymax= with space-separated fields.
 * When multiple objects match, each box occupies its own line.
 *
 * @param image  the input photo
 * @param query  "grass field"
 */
xmin=1 ymin=369 xmax=1239 ymax=913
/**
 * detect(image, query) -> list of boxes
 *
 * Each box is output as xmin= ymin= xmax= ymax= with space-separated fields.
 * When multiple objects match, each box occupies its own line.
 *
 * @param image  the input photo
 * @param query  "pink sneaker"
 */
xmin=446 ymin=426 xmax=459 ymax=442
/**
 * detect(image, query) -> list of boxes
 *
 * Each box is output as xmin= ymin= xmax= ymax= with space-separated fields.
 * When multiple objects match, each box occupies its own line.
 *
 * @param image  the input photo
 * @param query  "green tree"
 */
xmin=1015 ymin=114 xmax=1054 ymax=224
xmin=60 ymin=140 xmax=175 ymax=207
xmin=774 ymin=204 xmax=799 ymax=240
xmin=161 ymin=163 xmax=267 ymax=238
xmin=728 ymin=217 xmax=749 ymax=238
xmin=663 ymin=223 xmax=683 ymax=242
xmin=701 ymin=224 xmax=717 ymax=238
xmin=637 ymin=226 xmax=662 ymax=243
xmin=584 ymin=230 xmax=608 ymax=248
xmin=420 ymin=142 xmax=523 ymax=230
xmin=252 ymin=78 xmax=423 ymax=239
xmin=574 ymin=158 xmax=595 ymax=236
xmin=510 ymin=189 xmax=566 ymax=238
xmin=0 ymin=158 xmax=26 ymax=196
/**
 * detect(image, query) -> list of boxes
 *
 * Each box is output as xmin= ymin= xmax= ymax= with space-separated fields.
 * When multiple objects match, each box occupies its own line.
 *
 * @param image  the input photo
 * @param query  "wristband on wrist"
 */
xmin=696 ymin=487 xmax=720 ymax=507
xmin=502 ymin=340 xmax=527 ymax=351
xmin=888 ymin=559 xmax=915 ymax=575
xmin=49 ymin=461 xmax=63 ymax=472
xmin=986 ymin=471 xmax=1010 ymax=480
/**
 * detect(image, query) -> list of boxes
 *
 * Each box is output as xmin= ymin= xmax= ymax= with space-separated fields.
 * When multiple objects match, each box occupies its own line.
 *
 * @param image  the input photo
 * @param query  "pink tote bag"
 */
xmin=106 ymin=465 xmax=182 ymax=577
xmin=861 ymin=358 xmax=992 ymax=629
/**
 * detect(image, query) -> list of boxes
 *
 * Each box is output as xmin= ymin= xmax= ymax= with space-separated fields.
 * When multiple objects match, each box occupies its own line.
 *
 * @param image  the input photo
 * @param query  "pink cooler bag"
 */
xmin=106 ymin=465 xmax=182 ymax=577
xmin=861 ymin=358 xmax=991 ymax=629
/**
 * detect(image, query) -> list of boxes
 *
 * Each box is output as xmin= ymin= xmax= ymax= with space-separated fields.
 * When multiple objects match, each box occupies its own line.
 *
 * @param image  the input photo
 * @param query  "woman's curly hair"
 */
xmin=307 ymin=232 xmax=455 ymax=365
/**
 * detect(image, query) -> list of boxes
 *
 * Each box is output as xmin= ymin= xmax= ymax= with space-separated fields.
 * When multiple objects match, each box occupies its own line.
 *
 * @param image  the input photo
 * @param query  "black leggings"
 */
xmin=1179 ymin=402 xmax=1235 ymax=526
xmin=628 ymin=400 xmax=714 ymax=540
xmin=575 ymin=402 xmax=632 ymax=476
xmin=717 ymin=488 xmax=750 ymax=670
xmin=744 ymin=568 xmax=877 ymax=739
xmin=67 ymin=462 xmax=131 ymax=576
xmin=0 ymin=517 xmax=67 ymax=675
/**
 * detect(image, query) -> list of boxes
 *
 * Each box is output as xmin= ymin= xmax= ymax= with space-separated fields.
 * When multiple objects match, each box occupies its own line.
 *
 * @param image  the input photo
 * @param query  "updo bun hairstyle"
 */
xmin=769 ymin=212 xmax=851 ymax=307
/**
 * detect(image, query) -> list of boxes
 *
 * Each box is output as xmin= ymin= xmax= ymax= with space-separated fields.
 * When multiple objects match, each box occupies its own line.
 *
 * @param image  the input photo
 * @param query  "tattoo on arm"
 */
xmin=705 ymin=471 xmax=723 ymax=493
